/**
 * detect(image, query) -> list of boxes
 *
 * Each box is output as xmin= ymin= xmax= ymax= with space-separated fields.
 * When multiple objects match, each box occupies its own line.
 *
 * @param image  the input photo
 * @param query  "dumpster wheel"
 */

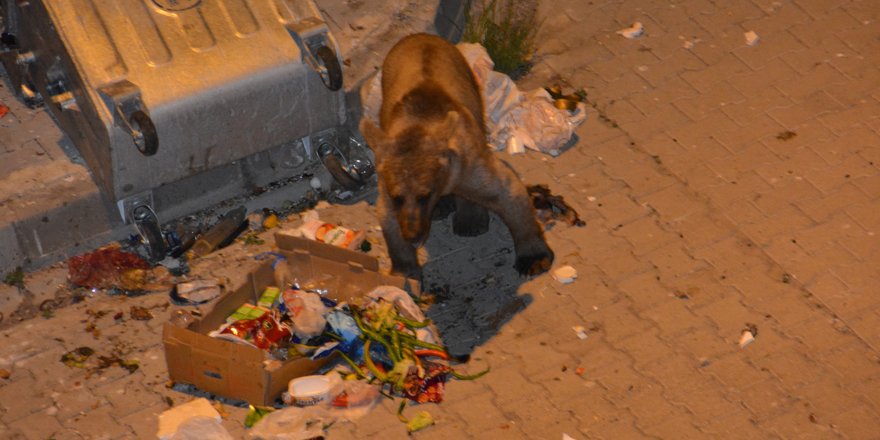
xmin=132 ymin=205 xmax=166 ymax=262
xmin=130 ymin=110 xmax=158 ymax=156
xmin=315 ymin=45 xmax=342 ymax=91
xmin=321 ymin=153 xmax=363 ymax=190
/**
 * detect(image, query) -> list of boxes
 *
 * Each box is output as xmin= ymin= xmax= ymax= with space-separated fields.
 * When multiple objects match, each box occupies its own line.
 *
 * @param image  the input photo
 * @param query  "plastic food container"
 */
xmin=288 ymin=375 xmax=331 ymax=406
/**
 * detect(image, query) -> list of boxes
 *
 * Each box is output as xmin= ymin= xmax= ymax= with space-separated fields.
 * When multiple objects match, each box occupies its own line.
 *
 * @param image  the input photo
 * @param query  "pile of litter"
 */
xmin=209 ymin=275 xmax=486 ymax=436
xmin=160 ymin=275 xmax=488 ymax=438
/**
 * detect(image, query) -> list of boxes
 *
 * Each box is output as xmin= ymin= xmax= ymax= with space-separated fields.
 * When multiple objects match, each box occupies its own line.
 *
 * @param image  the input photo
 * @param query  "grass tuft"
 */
xmin=462 ymin=0 xmax=540 ymax=79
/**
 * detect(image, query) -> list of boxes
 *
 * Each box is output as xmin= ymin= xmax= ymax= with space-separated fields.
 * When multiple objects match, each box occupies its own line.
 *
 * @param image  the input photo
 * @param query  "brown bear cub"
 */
xmin=360 ymin=33 xmax=554 ymax=279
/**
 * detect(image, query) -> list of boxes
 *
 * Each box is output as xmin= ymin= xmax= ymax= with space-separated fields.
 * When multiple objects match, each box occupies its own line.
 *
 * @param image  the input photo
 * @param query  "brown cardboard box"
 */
xmin=163 ymin=233 xmax=417 ymax=405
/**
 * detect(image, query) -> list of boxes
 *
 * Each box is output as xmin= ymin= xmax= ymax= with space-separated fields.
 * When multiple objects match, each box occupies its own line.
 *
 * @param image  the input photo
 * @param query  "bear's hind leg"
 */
xmin=452 ymin=197 xmax=490 ymax=237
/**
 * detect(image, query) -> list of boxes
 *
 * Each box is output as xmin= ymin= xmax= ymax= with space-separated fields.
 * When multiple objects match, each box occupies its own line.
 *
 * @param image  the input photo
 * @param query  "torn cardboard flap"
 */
xmin=164 ymin=234 xmax=418 ymax=405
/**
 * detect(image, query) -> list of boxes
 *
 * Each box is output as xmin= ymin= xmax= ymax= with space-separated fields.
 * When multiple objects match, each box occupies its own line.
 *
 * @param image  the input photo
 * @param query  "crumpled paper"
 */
xmin=362 ymin=42 xmax=587 ymax=156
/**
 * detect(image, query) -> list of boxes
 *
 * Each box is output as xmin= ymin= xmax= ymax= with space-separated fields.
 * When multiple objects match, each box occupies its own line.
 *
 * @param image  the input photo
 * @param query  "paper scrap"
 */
xmin=617 ymin=22 xmax=645 ymax=39
xmin=744 ymin=31 xmax=759 ymax=46
xmin=553 ymin=265 xmax=578 ymax=284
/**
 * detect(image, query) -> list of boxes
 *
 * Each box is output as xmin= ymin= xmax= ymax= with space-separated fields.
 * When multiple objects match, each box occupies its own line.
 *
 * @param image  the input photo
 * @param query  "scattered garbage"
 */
xmin=0 ymin=103 xmax=9 ymax=118
xmin=544 ymin=86 xmax=588 ymax=112
xmin=209 ymin=282 xmax=486 ymax=433
xmin=284 ymin=216 xmax=366 ymax=251
xmin=739 ymin=323 xmax=758 ymax=348
xmin=403 ymin=409 xmax=434 ymax=433
xmin=168 ymin=416 xmax=233 ymax=440
xmin=129 ymin=305 xmax=154 ymax=321
xmin=287 ymin=375 xmax=332 ymax=406
xmin=67 ymin=246 xmax=151 ymax=292
xmin=362 ymin=42 xmax=587 ymax=157
xmin=157 ymin=398 xmax=225 ymax=440
xmin=744 ymin=30 xmax=760 ymax=46
xmin=163 ymin=234 xmax=488 ymax=435
xmin=246 ymin=406 xmax=331 ymax=439
xmin=262 ymin=210 xmax=280 ymax=230
xmin=244 ymin=406 xmax=274 ymax=428
xmin=572 ymin=325 xmax=589 ymax=340
xmin=61 ymin=346 xmax=95 ymax=368
xmin=60 ymin=345 xmax=139 ymax=374
xmin=170 ymin=279 xmax=224 ymax=305
xmin=616 ymin=22 xmax=645 ymax=39
xmin=169 ymin=309 xmax=197 ymax=328
xmin=0 ymin=369 xmax=10 ymax=379
xmin=528 ymin=184 xmax=586 ymax=228
xmin=3 ymin=266 xmax=24 ymax=288
xmin=776 ymin=130 xmax=797 ymax=141
xmin=552 ymin=266 xmax=578 ymax=284
xmin=186 ymin=206 xmax=248 ymax=260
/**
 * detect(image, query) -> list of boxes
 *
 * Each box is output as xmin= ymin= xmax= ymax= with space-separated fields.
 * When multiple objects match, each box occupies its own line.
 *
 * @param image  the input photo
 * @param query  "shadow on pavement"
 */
xmin=419 ymin=210 xmax=533 ymax=357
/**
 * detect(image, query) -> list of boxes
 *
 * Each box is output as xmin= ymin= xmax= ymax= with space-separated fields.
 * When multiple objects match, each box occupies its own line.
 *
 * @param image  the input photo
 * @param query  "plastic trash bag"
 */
xmin=366 ymin=285 xmax=425 ymax=321
xmin=282 ymin=290 xmax=329 ymax=339
xmin=247 ymin=406 xmax=333 ymax=440
xmin=456 ymin=42 xmax=587 ymax=156
xmin=169 ymin=416 xmax=234 ymax=440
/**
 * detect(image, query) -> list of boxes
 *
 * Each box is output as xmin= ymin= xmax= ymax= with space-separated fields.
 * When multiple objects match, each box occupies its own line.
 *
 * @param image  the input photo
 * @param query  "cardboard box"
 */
xmin=163 ymin=233 xmax=417 ymax=405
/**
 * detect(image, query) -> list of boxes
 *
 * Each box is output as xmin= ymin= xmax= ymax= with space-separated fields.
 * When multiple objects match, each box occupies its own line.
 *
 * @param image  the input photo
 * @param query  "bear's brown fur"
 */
xmin=360 ymin=33 xmax=553 ymax=278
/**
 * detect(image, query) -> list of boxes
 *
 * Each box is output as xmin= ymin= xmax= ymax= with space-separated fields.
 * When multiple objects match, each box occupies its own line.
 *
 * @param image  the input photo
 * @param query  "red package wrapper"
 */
xmin=404 ymin=361 xmax=450 ymax=403
xmin=221 ymin=312 xmax=292 ymax=351
xmin=68 ymin=247 xmax=151 ymax=291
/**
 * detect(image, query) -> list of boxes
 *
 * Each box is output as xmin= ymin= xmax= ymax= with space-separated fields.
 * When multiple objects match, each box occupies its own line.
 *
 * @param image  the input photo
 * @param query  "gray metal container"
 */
xmin=2 ymin=0 xmax=345 ymax=207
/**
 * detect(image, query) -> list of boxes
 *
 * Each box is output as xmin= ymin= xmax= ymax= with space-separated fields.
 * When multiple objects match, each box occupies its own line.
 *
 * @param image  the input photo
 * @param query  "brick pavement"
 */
xmin=2 ymin=0 xmax=880 ymax=439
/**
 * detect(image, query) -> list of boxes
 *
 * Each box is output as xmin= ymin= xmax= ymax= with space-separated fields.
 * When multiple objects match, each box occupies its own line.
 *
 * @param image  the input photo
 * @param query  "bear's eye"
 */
xmin=391 ymin=196 xmax=405 ymax=208
xmin=416 ymin=195 xmax=430 ymax=206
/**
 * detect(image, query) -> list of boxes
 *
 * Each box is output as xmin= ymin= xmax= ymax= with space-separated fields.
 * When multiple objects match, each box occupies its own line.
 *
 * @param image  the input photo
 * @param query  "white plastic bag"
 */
xmin=282 ymin=290 xmax=329 ymax=339
xmin=168 ymin=416 xmax=234 ymax=440
xmin=456 ymin=42 xmax=587 ymax=156
xmin=247 ymin=407 xmax=332 ymax=440
xmin=495 ymin=88 xmax=587 ymax=156
xmin=366 ymin=285 xmax=425 ymax=321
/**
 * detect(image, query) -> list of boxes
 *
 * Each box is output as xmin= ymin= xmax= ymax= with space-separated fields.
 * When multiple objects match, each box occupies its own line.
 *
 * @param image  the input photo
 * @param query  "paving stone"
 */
xmin=0 ymin=374 xmax=53 ymax=423
xmin=795 ymin=376 xmax=872 ymax=419
xmin=640 ymin=416 xmax=706 ymax=440
xmin=7 ymin=409 xmax=64 ymax=440
xmin=444 ymin=390 xmax=508 ymax=436
xmin=52 ymin=385 xmax=105 ymax=422
xmin=118 ymin=402 xmax=164 ymax=440
xmin=61 ymin=404 xmax=131 ymax=439
xmin=759 ymin=405 xmax=841 ymax=439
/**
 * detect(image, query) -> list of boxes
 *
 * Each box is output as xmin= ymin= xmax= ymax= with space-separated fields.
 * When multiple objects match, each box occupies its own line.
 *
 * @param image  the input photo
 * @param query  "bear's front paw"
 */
xmin=514 ymin=248 xmax=554 ymax=277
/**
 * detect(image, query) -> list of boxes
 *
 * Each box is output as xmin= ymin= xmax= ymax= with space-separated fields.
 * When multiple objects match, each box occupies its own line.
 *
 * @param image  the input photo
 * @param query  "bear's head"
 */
xmin=360 ymin=111 xmax=474 ymax=245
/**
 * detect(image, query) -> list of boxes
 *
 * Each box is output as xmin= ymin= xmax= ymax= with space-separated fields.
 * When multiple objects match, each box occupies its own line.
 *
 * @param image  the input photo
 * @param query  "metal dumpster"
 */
xmin=1 ymin=0 xmax=366 ymax=221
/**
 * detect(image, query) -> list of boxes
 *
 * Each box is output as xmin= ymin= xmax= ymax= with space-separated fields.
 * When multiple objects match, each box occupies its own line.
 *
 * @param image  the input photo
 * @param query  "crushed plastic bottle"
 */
xmin=169 ymin=310 xmax=196 ymax=328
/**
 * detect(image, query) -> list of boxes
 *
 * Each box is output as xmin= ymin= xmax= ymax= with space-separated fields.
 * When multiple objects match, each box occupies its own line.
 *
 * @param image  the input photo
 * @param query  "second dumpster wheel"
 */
xmin=132 ymin=205 xmax=166 ymax=262
xmin=130 ymin=110 xmax=158 ymax=156
xmin=321 ymin=152 xmax=363 ymax=190
xmin=315 ymin=45 xmax=342 ymax=91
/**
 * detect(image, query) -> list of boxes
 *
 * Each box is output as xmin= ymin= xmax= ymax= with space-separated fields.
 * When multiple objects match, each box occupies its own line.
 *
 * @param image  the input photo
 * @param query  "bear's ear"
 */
xmin=360 ymin=118 xmax=388 ymax=157
xmin=441 ymin=111 xmax=464 ymax=155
